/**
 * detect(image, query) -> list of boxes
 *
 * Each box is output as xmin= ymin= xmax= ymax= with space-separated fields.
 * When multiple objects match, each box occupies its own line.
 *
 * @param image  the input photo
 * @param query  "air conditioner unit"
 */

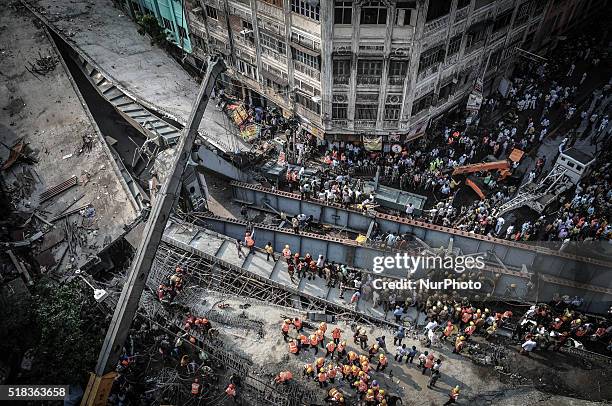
xmin=240 ymin=29 xmax=253 ymax=36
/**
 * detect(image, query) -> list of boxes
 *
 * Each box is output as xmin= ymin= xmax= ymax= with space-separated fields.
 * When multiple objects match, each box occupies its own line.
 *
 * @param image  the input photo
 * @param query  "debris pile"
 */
xmin=27 ymin=52 xmax=58 ymax=76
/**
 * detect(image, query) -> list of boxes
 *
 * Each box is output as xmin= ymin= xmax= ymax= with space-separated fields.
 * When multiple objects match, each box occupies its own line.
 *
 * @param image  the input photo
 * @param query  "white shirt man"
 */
xmin=521 ymin=338 xmax=537 ymax=353
xmin=405 ymin=203 xmax=414 ymax=218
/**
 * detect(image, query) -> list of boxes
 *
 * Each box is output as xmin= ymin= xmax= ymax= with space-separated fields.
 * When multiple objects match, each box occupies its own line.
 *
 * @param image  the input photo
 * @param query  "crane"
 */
xmin=80 ymin=58 xmax=226 ymax=406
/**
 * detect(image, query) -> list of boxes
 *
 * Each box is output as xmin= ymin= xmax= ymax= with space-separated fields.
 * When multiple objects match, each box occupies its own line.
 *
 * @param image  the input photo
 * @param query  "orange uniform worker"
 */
xmin=303 ymin=363 xmax=315 ymax=378
xmin=464 ymin=321 xmax=476 ymax=337
xmin=327 ymin=387 xmax=344 ymax=404
xmin=299 ymin=333 xmax=309 ymax=349
xmin=293 ymin=317 xmax=303 ymax=332
xmin=318 ymin=369 xmax=328 ymax=388
xmin=443 ymin=386 xmax=460 ymax=405
xmin=332 ymin=327 xmax=342 ymax=344
xmin=316 ymin=329 xmax=325 ymax=348
xmin=288 ymin=339 xmax=299 ymax=355
xmin=310 ymin=334 xmax=319 ymax=355
xmin=453 ymin=336 xmax=466 ymax=354
xmin=376 ymin=354 xmax=388 ymax=371
xmin=274 ymin=370 xmax=293 ymax=384
xmin=364 ymin=389 xmax=376 ymax=404
xmin=225 ymin=383 xmax=236 ymax=398
xmin=336 ymin=340 xmax=347 ymax=358
xmin=347 ymin=351 xmax=358 ymax=364
xmin=191 ymin=378 xmax=201 ymax=395
xmin=327 ymin=364 xmax=338 ymax=383
xmin=442 ymin=321 xmax=455 ymax=341
xmin=281 ymin=319 xmax=292 ymax=342
xmin=315 ymin=357 xmax=326 ymax=370
xmin=326 ymin=341 xmax=336 ymax=357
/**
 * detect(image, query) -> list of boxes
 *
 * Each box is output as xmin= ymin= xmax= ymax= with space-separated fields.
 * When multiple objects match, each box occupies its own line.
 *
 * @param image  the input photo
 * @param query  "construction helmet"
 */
xmin=367 ymin=389 xmax=374 ymax=395
xmin=460 ymin=336 xmax=466 ymax=341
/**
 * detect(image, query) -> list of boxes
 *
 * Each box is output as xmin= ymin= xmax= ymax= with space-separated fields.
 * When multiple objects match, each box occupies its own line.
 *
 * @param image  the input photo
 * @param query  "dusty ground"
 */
xmin=188 ymin=291 xmax=610 ymax=405
xmin=0 ymin=5 xmax=139 ymax=270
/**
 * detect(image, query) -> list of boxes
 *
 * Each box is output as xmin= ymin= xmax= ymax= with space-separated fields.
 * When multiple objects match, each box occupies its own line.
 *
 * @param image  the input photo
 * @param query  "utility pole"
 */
xmin=80 ymin=58 xmax=225 ymax=406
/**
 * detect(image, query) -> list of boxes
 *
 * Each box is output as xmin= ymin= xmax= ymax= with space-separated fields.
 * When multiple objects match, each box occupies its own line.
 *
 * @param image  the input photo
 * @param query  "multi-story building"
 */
xmin=180 ymin=0 xmax=597 ymax=143
xmin=121 ymin=0 xmax=193 ymax=54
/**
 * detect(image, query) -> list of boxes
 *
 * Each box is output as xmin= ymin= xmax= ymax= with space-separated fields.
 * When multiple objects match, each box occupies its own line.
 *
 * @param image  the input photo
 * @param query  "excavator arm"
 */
xmin=452 ymin=160 xmax=510 ymax=176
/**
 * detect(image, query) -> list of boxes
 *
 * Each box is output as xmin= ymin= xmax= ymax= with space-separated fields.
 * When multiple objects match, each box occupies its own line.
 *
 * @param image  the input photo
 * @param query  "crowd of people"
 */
xmin=280 ymin=318 xmax=460 ymax=406
xmin=269 ymin=33 xmax=611 ymax=246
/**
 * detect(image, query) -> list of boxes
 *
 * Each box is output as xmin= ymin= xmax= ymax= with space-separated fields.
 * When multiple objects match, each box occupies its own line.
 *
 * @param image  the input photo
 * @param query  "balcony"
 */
xmin=417 ymin=64 xmax=439 ymax=82
xmin=354 ymin=120 xmax=376 ymax=129
xmin=332 ymin=119 xmax=349 ymax=128
xmin=261 ymin=47 xmax=287 ymax=65
xmin=257 ymin=0 xmax=284 ymax=20
xmin=455 ymin=7 xmax=469 ymax=22
xmin=295 ymin=104 xmax=322 ymax=126
xmin=356 ymin=75 xmax=381 ymax=86
xmin=383 ymin=120 xmax=399 ymax=129
xmin=334 ymin=76 xmax=350 ymax=85
xmin=388 ymin=76 xmax=405 ymax=86
xmin=293 ymin=61 xmax=321 ymax=81
xmin=188 ymin=12 xmax=207 ymax=33
xmin=423 ymin=15 xmax=450 ymax=37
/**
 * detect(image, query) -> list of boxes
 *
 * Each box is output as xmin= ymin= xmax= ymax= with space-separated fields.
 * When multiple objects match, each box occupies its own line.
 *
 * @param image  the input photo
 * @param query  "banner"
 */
xmin=407 ymin=120 xmax=428 ymax=140
xmin=232 ymin=104 xmax=249 ymax=126
xmin=363 ymin=136 xmax=383 ymax=151
xmin=240 ymin=123 xmax=260 ymax=141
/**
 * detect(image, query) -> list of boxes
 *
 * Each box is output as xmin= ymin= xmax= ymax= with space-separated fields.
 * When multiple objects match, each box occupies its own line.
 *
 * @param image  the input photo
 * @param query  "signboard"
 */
xmin=232 ymin=104 xmax=249 ymax=126
xmin=407 ymin=120 xmax=428 ymax=140
xmin=363 ymin=135 xmax=383 ymax=151
xmin=240 ymin=123 xmax=260 ymax=141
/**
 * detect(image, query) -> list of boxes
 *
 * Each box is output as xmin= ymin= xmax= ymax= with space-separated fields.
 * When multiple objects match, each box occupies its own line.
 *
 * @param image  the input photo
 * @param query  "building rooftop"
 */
xmin=0 ymin=8 xmax=139 ymax=270
xmin=25 ymin=0 xmax=250 ymax=154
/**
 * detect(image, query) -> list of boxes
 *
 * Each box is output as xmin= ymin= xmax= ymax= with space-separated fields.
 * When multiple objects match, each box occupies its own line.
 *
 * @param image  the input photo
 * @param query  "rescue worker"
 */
xmin=336 ymin=340 xmax=347 ymax=359
xmin=443 ymin=386 xmax=460 ymax=405
xmin=453 ymin=336 xmax=466 ymax=354
xmin=316 ymin=328 xmax=325 ymax=348
xmin=299 ymin=333 xmax=309 ymax=350
xmin=332 ymin=327 xmax=342 ymax=344
xmin=376 ymin=353 xmax=388 ymax=372
xmin=282 ymin=245 xmax=292 ymax=263
xmin=327 ymin=364 xmax=337 ymax=383
xmin=316 ymin=357 xmax=326 ymax=371
xmin=428 ymin=359 xmax=442 ymax=388
xmin=464 ymin=321 xmax=476 ymax=337
xmin=244 ymin=232 xmax=255 ymax=254
xmin=354 ymin=379 xmax=368 ymax=398
xmin=441 ymin=321 xmax=455 ymax=341
xmin=368 ymin=344 xmax=379 ymax=361
xmin=310 ymin=334 xmax=319 ymax=355
xmin=288 ymin=339 xmax=299 ymax=355
xmin=225 ymin=383 xmax=237 ymax=401
xmin=376 ymin=389 xmax=385 ymax=403
xmin=347 ymin=350 xmax=358 ymax=365
xmin=326 ymin=387 xmax=345 ymax=404
xmin=485 ymin=322 xmax=498 ymax=339
xmin=326 ymin=340 xmax=336 ymax=357
xmin=303 ymin=363 xmax=315 ymax=378
xmin=364 ymin=389 xmax=376 ymax=405
xmin=293 ymin=317 xmax=303 ymax=332
xmin=422 ymin=353 xmax=434 ymax=375
xmin=274 ymin=370 xmax=293 ymax=384
xmin=281 ymin=319 xmax=292 ymax=342
xmin=318 ymin=368 xmax=328 ymax=388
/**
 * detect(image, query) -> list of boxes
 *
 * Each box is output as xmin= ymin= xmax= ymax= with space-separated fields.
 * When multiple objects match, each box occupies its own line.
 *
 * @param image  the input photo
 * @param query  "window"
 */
xmin=457 ymin=0 xmax=471 ymax=8
xmin=411 ymin=92 xmax=433 ymax=116
xmin=292 ymin=0 xmax=320 ymax=21
xmin=438 ymin=81 xmax=454 ymax=102
xmin=514 ymin=1 xmax=532 ymax=26
xmin=384 ymin=105 xmax=401 ymax=120
xmin=395 ymin=1 xmax=415 ymax=26
xmin=489 ymin=48 xmax=502 ymax=68
xmin=332 ymin=103 xmax=348 ymax=119
xmin=426 ymin=0 xmax=451 ymax=21
xmin=192 ymin=34 xmax=207 ymax=50
xmin=333 ymin=59 xmax=350 ymax=84
xmin=447 ymin=35 xmax=462 ymax=56
xmin=334 ymin=1 xmax=352 ymax=24
xmin=493 ymin=10 xmax=512 ymax=32
xmin=357 ymin=60 xmax=382 ymax=75
xmin=291 ymin=32 xmax=320 ymax=51
xmin=296 ymin=93 xmax=321 ymax=113
xmin=206 ymin=5 xmax=218 ymax=20
xmin=465 ymin=28 xmax=486 ymax=50
xmin=235 ymin=59 xmax=257 ymax=80
xmin=261 ymin=32 xmax=286 ymax=54
xmin=293 ymin=48 xmax=319 ymax=69
xmin=418 ymin=46 xmax=444 ymax=72
xmin=162 ymin=17 xmax=174 ymax=31
xmin=360 ymin=1 xmax=387 ymax=25
xmin=356 ymin=103 xmax=378 ymax=120
xmin=242 ymin=20 xmax=253 ymax=31
xmin=389 ymin=60 xmax=407 ymax=77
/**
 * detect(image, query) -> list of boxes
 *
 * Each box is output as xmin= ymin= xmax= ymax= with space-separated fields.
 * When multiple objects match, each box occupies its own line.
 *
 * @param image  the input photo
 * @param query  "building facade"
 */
xmin=182 ymin=0 xmax=600 ymax=142
xmin=122 ymin=0 xmax=193 ymax=53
